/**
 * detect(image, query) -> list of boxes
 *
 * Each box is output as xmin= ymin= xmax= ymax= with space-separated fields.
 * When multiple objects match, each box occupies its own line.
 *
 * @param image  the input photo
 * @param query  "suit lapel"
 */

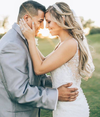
xmin=12 ymin=23 xmax=26 ymax=40
xmin=12 ymin=23 xmax=35 ymax=85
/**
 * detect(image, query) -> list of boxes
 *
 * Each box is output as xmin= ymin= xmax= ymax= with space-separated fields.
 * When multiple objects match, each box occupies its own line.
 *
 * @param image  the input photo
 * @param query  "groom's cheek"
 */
xmin=26 ymin=20 xmax=33 ymax=29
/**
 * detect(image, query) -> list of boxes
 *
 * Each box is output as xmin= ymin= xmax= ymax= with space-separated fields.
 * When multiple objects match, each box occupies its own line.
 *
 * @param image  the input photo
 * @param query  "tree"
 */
xmin=90 ymin=27 xmax=100 ymax=35
xmin=0 ymin=16 xmax=9 ymax=33
xmin=79 ymin=16 xmax=94 ymax=29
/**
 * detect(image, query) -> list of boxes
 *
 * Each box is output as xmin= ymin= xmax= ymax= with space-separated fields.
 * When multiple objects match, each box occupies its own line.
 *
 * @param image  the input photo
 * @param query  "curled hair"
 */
xmin=46 ymin=2 xmax=92 ymax=80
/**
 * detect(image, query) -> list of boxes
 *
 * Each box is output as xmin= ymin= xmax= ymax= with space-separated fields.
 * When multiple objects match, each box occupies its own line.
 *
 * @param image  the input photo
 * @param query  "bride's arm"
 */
xmin=19 ymin=19 xmax=77 ymax=75
xmin=28 ymin=39 xmax=77 ymax=75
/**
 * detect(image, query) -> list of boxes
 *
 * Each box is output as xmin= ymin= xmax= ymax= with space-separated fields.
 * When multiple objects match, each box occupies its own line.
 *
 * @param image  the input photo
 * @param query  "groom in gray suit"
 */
xmin=0 ymin=1 xmax=78 ymax=117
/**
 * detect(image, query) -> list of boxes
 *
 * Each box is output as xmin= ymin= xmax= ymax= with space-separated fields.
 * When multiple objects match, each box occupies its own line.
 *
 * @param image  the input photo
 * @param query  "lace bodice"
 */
xmin=50 ymin=40 xmax=90 ymax=117
xmin=51 ymin=40 xmax=82 ymax=89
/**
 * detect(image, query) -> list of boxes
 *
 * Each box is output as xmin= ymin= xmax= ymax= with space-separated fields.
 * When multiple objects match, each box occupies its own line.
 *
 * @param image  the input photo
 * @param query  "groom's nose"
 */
xmin=46 ymin=23 xmax=48 ymax=29
xmin=40 ymin=22 xmax=44 ymax=29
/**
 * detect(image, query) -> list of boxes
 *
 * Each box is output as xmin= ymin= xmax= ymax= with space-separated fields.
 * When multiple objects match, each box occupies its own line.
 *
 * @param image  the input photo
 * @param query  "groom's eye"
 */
xmin=39 ymin=21 xmax=42 ymax=23
xmin=39 ymin=20 xmax=44 ymax=23
xmin=48 ymin=21 xmax=51 ymax=24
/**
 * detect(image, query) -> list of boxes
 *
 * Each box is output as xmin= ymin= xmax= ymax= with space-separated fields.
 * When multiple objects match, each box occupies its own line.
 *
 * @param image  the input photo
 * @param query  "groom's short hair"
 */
xmin=17 ymin=0 xmax=46 ymax=22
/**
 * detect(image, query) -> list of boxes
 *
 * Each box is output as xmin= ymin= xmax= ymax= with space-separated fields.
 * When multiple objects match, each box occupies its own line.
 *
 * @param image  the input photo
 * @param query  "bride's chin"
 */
xmin=50 ymin=32 xmax=55 ymax=36
xmin=50 ymin=33 xmax=56 ymax=36
xmin=50 ymin=31 xmax=58 ymax=36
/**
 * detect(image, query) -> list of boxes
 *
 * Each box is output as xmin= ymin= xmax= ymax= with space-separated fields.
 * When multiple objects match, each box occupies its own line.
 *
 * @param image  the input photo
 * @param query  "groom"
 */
xmin=0 ymin=1 xmax=78 ymax=117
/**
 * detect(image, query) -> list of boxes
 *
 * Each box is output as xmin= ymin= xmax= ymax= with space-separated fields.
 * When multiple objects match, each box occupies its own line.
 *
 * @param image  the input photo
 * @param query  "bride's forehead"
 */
xmin=45 ymin=12 xmax=52 ymax=19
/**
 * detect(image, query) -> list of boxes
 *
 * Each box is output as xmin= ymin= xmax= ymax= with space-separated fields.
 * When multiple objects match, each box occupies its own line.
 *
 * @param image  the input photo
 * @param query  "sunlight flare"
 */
xmin=38 ymin=28 xmax=57 ymax=39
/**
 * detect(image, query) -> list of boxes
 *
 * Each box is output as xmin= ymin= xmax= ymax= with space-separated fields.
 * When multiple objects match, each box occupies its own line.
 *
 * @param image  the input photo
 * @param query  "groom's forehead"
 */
xmin=34 ymin=10 xmax=45 ymax=19
xmin=37 ymin=10 xmax=45 ymax=17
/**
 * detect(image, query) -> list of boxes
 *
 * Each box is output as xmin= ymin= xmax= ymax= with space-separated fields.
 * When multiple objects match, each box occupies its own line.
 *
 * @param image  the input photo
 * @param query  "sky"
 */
xmin=0 ymin=0 xmax=100 ymax=28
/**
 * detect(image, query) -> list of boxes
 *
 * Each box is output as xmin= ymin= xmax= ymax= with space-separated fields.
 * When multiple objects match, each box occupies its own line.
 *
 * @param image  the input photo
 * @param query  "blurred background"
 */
xmin=0 ymin=0 xmax=100 ymax=117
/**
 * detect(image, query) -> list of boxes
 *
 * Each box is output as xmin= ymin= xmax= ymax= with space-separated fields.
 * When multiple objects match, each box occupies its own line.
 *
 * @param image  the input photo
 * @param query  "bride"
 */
xmin=19 ymin=2 xmax=94 ymax=117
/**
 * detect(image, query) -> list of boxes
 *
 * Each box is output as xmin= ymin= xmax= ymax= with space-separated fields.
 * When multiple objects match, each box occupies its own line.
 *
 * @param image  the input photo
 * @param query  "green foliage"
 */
xmin=89 ymin=27 xmax=100 ymax=35
xmin=0 ymin=16 xmax=9 ymax=29
xmin=0 ymin=33 xmax=5 ymax=39
xmin=79 ymin=16 xmax=94 ymax=29
xmin=0 ymin=16 xmax=9 ymax=34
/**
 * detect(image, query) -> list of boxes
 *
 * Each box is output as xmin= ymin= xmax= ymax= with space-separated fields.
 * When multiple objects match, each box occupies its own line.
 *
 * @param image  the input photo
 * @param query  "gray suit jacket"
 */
xmin=0 ymin=23 xmax=57 ymax=117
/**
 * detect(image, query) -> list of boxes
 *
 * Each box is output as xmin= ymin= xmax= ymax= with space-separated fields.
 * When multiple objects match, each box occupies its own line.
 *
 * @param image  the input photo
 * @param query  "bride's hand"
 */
xmin=19 ymin=19 xmax=35 ymax=42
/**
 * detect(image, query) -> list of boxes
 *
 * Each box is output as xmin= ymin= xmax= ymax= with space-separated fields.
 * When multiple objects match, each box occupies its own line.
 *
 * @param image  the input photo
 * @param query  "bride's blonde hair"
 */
xmin=46 ymin=2 xmax=92 ymax=80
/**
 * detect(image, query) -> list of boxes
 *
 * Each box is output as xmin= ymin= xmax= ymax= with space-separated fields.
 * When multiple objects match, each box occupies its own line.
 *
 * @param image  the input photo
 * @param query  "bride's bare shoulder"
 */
xmin=61 ymin=38 xmax=77 ymax=51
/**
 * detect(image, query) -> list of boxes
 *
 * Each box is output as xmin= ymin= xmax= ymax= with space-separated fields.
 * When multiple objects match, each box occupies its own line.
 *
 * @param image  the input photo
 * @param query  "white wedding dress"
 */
xmin=50 ymin=40 xmax=90 ymax=117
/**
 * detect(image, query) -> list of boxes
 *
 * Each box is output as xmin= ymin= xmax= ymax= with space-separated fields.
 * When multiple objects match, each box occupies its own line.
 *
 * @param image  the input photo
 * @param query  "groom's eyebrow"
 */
xmin=46 ymin=19 xmax=50 ymax=21
xmin=39 ymin=19 xmax=44 ymax=21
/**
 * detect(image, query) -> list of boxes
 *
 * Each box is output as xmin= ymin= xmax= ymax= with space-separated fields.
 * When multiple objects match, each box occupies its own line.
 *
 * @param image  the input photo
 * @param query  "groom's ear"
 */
xmin=23 ymin=14 xmax=30 ymax=22
xmin=23 ymin=14 xmax=32 ymax=28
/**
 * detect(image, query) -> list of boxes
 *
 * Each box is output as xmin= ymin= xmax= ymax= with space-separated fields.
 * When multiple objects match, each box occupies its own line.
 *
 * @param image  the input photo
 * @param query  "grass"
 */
xmin=37 ymin=34 xmax=100 ymax=117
